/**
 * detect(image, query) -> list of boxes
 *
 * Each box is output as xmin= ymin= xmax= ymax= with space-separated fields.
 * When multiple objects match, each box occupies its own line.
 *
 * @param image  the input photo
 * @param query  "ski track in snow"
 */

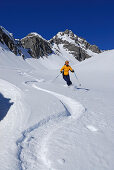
xmin=17 ymin=83 xmax=85 ymax=170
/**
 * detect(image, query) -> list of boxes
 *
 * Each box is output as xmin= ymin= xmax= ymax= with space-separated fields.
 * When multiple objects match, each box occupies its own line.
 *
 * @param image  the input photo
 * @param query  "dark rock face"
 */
xmin=0 ymin=26 xmax=18 ymax=55
xmin=21 ymin=33 xmax=53 ymax=58
xmin=50 ymin=29 xmax=101 ymax=61
xmin=64 ymin=43 xmax=90 ymax=61
xmin=0 ymin=27 xmax=53 ymax=59
xmin=89 ymin=45 xmax=101 ymax=53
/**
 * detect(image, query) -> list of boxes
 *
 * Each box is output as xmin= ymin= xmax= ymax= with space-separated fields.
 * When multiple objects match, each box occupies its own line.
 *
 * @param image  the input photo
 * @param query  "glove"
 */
xmin=60 ymin=71 xmax=63 ymax=73
xmin=72 ymin=70 xmax=74 ymax=73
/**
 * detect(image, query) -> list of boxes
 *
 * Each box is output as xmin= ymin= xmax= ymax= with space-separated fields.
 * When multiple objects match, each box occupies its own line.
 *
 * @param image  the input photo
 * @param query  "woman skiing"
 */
xmin=60 ymin=61 xmax=74 ymax=86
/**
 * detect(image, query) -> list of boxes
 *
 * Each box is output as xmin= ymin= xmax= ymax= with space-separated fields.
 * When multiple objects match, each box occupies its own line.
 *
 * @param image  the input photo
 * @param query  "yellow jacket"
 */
xmin=60 ymin=65 xmax=73 ymax=75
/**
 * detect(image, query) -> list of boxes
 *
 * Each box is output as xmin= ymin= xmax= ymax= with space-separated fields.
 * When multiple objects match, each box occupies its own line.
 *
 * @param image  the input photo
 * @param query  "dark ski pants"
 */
xmin=63 ymin=74 xmax=72 ymax=86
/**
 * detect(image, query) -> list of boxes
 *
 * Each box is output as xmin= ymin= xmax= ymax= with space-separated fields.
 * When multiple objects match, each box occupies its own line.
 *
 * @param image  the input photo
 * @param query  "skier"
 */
xmin=60 ymin=60 xmax=74 ymax=86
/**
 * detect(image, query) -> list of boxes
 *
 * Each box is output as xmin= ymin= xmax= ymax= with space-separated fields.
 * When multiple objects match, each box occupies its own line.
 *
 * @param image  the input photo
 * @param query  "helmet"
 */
xmin=65 ymin=60 xmax=69 ymax=64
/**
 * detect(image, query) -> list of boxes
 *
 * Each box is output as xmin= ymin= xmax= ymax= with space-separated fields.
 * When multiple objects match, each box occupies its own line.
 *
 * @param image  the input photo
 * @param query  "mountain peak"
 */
xmin=21 ymin=32 xmax=52 ymax=58
xmin=22 ymin=32 xmax=46 ymax=41
xmin=64 ymin=29 xmax=75 ymax=36
xmin=55 ymin=29 xmax=76 ymax=39
xmin=50 ymin=30 xmax=101 ymax=61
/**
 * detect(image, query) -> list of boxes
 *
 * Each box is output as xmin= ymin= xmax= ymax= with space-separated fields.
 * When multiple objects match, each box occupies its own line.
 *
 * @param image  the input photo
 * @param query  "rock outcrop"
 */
xmin=21 ymin=33 xmax=53 ymax=58
xmin=0 ymin=26 xmax=18 ymax=55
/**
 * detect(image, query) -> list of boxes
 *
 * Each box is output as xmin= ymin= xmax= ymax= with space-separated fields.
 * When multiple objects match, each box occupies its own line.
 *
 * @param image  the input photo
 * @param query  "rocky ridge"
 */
xmin=0 ymin=26 xmax=101 ymax=61
xmin=50 ymin=29 xmax=101 ymax=61
xmin=0 ymin=26 xmax=18 ymax=55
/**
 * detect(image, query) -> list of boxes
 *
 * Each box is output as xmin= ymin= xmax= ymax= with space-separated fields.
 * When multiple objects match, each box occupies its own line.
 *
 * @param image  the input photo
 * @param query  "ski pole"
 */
xmin=74 ymin=72 xmax=81 ymax=86
xmin=52 ymin=73 xmax=61 ymax=82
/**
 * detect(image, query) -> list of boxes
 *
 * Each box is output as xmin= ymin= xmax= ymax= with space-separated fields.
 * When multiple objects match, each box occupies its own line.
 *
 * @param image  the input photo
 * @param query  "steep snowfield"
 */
xmin=0 ymin=42 xmax=114 ymax=170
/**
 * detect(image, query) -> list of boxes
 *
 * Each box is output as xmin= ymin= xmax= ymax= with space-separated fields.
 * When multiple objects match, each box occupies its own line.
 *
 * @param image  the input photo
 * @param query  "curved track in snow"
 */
xmin=17 ymin=83 xmax=85 ymax=170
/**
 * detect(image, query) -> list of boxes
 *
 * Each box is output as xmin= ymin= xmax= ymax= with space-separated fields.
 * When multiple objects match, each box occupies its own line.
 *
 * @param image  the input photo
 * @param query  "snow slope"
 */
xmin=0 ymin=42 xmax=114 ymax=170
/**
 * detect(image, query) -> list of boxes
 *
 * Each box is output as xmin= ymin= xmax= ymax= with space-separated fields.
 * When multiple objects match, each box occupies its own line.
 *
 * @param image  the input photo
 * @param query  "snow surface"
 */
xmin=0 ymin=41 xmax=114 ymax=170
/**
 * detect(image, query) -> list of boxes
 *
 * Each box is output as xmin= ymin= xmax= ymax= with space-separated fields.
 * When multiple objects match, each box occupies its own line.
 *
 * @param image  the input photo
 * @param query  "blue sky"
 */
xmin=0 ymin=0 xmax=114 ymax=50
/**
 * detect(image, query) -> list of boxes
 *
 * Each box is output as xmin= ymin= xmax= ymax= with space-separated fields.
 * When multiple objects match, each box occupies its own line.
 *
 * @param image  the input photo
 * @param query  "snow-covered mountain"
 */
xmin=0 ymin=26 xmax=114 ymax=170
xmin=0 ymin=26 xmax=101 ymax=61
xmin=50 ymin=29 xmax=101 ymax=61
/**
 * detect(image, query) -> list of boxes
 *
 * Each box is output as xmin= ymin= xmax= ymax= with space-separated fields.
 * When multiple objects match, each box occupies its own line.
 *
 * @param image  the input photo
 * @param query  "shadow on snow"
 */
xmin=0 ymin=93 xmax=14 ymax=121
